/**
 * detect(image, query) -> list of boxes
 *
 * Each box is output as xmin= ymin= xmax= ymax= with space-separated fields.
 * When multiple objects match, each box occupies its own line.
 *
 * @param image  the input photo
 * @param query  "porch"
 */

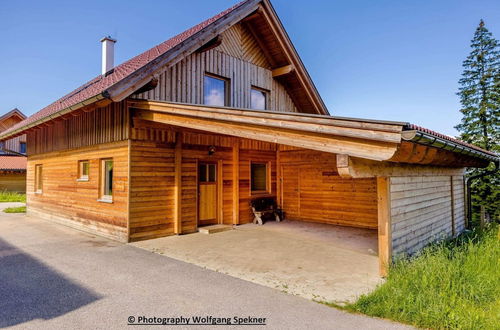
xmin=132 ymin=220 xmax=382 ymax=304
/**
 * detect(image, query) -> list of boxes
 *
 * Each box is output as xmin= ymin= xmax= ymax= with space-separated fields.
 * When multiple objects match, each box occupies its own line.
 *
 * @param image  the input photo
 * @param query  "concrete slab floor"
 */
xmin=133 ymin=220 xmax=384 ymax=304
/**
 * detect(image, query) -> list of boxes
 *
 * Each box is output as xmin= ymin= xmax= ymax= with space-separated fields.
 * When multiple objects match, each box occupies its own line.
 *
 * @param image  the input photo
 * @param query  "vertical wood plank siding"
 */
xmin=133 ymin=24 xmax=299 ymax=113
xmin=26 ymin=102 xmax=129 ymax=156
xmin=390 ymin=175 xmax=466 ymax=256
xmin=278 ymin=149 xmax=378 ymax=228
xmin=2 ymin=134 xmax=26 ymax=153
xmin=26 ymin=141 xmax=129 ymax=241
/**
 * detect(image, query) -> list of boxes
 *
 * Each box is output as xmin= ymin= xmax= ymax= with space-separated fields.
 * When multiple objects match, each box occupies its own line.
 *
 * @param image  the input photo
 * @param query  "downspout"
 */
xmin=465 ymin=160 xmax=499 ymax=229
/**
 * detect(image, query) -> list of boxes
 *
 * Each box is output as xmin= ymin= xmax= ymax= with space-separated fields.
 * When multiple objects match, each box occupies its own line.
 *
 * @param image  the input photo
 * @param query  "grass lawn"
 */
xmin=0 ymin=191 xmax=26 ymax=203
xmin=336 ymin=225 xmax=500 ymax=329
xmin=3 ymin=206 xmax=26 ymax=213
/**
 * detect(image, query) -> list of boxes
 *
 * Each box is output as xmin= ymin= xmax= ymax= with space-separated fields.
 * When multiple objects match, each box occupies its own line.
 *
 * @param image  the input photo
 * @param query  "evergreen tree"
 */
xmin=456 ymin=20 xmax=500 ymax=222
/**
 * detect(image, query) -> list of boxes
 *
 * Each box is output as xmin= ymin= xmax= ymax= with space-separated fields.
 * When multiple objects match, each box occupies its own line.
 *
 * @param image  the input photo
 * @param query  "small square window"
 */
xmin=251 ymin=87 xmax=267 ymax=110
xmin=99 ymin=159 xmax=113 ymax=202
xmin=251 ymin=162 xmax=269 ymax=193
xmin=35 ymin=164 xmax=43 ymax=193
xmin=204 ymin=74 xmax=229 ymax=107
xmin=78 ymin=160 xmax=90 ymax=181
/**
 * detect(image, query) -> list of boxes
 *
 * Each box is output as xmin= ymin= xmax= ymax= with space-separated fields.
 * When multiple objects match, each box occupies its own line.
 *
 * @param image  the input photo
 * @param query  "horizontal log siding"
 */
xmin=26 ymin=141 xmax=129 ymax=241
xmin=128 ymin=120 xmax=279 ymax=240
xmin=390 ymin=175 xmax=465 ymax=256
xmin=133 ymin=24 xmax=298 ymax=113
xmin=279 ymin=149 xmax=378 ymax=229
xmin=129 ymin=140 xmax=176 ymax=241
xmin=27 ymin=101 xmax=129 ymax=156
xmin=0 ymin=172 xmax=26 ymax=193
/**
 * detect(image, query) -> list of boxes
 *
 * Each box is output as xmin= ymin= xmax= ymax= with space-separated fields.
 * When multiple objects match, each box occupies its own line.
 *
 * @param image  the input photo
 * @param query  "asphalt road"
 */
xmin=0 ymin=211 xmax=412 ymax=330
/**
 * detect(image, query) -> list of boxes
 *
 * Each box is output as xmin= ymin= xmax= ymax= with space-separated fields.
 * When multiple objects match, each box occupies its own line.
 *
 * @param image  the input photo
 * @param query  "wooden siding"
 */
xmin=0 ymin=172 xmax=26 ymax=193
xmin=27 ymin=102 xmax=129 ymax=156
xmin=279 ymin=149 xmax=378 ymax=229
xmin=390 ymin=175 xmax=466 ymax=256
xmin=133 ymin=24 xmax=299 ymax=113
xmin=129 ymin=140 xmax=176 ymax=241
xmin=26 ymin=141 xmax=129 ymax=241
xmin=1 ymin=135 xmax=26 ymax=154
xmin=128 ymin=119 xmax=280 ymax=240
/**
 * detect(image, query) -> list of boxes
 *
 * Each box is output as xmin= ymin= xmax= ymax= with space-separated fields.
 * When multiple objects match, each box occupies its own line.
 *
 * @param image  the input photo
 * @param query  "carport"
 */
xmin=133 ymin=219 xmax=381 ymax=304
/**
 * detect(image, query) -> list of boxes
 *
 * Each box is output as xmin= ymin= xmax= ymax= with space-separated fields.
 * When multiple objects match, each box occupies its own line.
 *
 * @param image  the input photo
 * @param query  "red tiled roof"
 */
xmin=408 ymin=124 xmax=497 ymax=157
xmin=0 ymin=156 xmax=27 ymax=171
xmin=1 ymin=0 xmax=248 ymax=138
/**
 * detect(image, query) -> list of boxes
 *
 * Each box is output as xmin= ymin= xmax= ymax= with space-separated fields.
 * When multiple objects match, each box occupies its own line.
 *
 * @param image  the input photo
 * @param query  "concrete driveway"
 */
xmin=133 ymin=221 xmax=382 ymax=304
xmin=0 ymin=211 xmax=411 ymax=329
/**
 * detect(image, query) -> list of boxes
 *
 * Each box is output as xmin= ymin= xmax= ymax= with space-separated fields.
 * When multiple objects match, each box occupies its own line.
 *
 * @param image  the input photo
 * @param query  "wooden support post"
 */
xmin=276 ymin=146 xmax=281 ymax=207
xmin=377 ymin=177 xmax=392 ymax=277
xmin=450 ymin=176 xmax=456 ymax=237
xmin=232 ymin=142 xmax=239 ymax=225
xmin=174 ymin=132 xmax=182 ymax=235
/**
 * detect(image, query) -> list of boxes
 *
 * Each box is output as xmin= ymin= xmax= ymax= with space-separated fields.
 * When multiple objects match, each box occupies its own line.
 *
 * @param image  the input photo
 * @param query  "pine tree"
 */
xmin=455 ymin=20 xmax=500 ymax=222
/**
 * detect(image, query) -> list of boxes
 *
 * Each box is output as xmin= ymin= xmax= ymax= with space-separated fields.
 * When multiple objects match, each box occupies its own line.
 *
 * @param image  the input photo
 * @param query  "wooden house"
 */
xmin=0 ymin=0 xmax=497 ymax=274
xmin=0 ymin=109 xmax=27 ymax=193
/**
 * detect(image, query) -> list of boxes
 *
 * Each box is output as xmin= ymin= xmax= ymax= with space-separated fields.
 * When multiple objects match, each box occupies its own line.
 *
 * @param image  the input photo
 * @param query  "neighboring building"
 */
xmin=0 ymin=0 xmax=497 ymax=274
xmin=0 ymin=109 xmax=27 ymax=193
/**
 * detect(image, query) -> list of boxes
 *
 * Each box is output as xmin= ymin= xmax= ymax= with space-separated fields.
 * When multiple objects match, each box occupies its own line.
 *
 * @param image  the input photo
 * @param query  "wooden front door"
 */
xmin=198 ymin=163 xmax=218 ymax=226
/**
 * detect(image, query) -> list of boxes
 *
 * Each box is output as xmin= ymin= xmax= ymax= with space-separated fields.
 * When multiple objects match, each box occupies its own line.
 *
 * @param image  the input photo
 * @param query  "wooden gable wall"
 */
xmin=0 ymin=113 xmax=26 ymax=154
xmin=132 ymin=23 xmax=299 ymax=113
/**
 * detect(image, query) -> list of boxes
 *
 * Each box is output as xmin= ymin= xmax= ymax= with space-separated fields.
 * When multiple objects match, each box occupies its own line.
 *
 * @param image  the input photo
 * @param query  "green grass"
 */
xmin=3 ymin=206 xmax=26 ymax=213
xmin=0 ymin=191 xmax=26 ymax=203
xmin=337 ymin=225 xmax=500 ymax=329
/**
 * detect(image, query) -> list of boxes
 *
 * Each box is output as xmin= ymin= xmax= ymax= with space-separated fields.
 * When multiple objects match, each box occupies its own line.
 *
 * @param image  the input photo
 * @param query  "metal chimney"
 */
xmin=100 ymin=36 xmax=116 ymax=75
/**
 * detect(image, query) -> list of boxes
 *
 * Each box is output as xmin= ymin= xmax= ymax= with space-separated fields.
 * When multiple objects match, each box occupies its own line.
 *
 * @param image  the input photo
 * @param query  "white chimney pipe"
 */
xmin=100 ymin=36 xmax=117 ymax=75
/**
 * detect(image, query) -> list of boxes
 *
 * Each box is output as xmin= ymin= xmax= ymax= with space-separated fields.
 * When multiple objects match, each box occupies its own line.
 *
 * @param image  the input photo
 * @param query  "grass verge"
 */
xmin=0 ymin=191 xmax=26 ymax=203
xmin=333 ymin=225 xmax=499 ymax=329
xmin=3 ymin=206 xmax=26 ymax=213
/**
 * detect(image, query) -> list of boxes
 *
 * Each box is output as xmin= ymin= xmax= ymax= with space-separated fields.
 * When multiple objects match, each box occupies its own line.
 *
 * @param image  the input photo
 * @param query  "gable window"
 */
xmin=19 ymin=142 xmax=27 ymax=154
xmin=35 ymin=164 xmax=43 ymax=194
xmin=251 ymin=87 xmax=267 ymax=110
xmin=99 ymin=159 xmax=113 ymax=202
xmin=250 ymin=162 xmax=269 ymax=194
xmin=78 ymin=160 xmax=90 ymax=181
xmin=204 ymin=74 xmax=228 ymax=107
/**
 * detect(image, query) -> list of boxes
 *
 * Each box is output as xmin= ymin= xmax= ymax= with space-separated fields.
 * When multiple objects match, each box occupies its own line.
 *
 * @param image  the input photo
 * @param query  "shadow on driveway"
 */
xmin=0 ymin=237 xmax=101 ymax=328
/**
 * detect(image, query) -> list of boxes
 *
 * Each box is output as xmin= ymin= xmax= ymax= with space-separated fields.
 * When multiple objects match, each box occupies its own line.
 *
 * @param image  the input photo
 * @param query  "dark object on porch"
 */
xmin=250 ymin=197 xmax=282 ymax=225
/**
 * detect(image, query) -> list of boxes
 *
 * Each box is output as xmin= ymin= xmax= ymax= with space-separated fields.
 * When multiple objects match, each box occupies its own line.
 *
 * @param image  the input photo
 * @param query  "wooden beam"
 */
xmin=276 ymin=147 xmax=281 ymax=206
xmin=137 ymin=110 xmax=399 ymax=161
xmin=336 ymin=154 xmax=351 ymax=177
xmin=377 ymin=177 xmax=392 ymax=277
xmin=195 ymin=36 xmax=223 ymax=53
xmin=174 ymin=132 xmax=182 ymax=235
xmin=232 ymin=143 xmax=240 ymax=225
xmin=272 ymin=64 xmax=294 ymax=77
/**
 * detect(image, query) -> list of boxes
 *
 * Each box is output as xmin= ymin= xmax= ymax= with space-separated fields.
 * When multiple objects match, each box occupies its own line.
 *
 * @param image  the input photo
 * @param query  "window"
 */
xmin=100 ymin=159 xmax=113 ymax=201
xmin=199 ymin=163 xmax=216 ymax=183
xmin=251 ymin=87 xmax=267 ymax=110
xmin=35 ymin=164 xmax=43 ymax=193
xmin=78 ymin=160 xmax=90 ymax=181
xmin=250 ymin=162 xmax=269 ymax=194
xmin=204 ymin=74 xmax=228 ymax=106
xmin=19 ymin=142 xmax=27 ymax=154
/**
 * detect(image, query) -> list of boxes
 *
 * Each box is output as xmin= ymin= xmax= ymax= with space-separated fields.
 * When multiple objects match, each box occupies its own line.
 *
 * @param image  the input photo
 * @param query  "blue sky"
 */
xmin=1 ymin=0 xmax=499 ymax=136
